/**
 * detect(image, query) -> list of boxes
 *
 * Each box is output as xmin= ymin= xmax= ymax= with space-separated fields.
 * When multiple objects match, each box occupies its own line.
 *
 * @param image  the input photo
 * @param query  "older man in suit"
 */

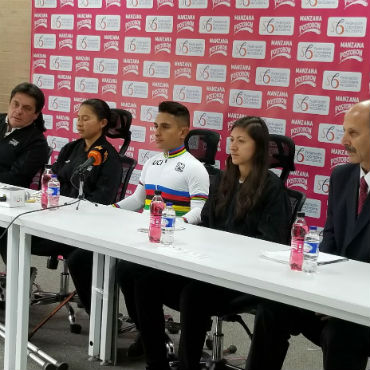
xmin=245 ymin=100 xmax=370 ymax=370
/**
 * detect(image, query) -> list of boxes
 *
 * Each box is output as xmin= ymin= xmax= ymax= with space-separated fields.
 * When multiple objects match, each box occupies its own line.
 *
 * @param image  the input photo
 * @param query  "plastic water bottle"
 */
xmin=303 ymin=226 xmax=320 ymax=274
xmin=41 ymin=165 xmax=53 ymax=209
xmin=289 ymin=212 xmax=309 ymax=271
xmin=149 ymin=190 xmax=165 ymax=243
xmin=47 ymin=174 xmax=60 ymax=210
xmin=161 ymin=203 xmax=176 ymax=246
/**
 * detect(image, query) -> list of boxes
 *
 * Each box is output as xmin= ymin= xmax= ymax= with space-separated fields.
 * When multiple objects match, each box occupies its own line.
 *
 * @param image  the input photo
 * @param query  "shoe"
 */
xmin=127 ymin=333 xmax=144 ymax=359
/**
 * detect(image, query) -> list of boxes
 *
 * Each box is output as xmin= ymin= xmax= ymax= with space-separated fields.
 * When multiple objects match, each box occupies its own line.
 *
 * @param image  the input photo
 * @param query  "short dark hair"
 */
xmin=158 ymin=101 xmax=190 ymax=127
xmin=10 ymin=82 xmax=45 ymax=113
xmin=80 ymin=99 xmax=113 ymax=135
xmin=10 ymin=82 xmax=46 ymax=132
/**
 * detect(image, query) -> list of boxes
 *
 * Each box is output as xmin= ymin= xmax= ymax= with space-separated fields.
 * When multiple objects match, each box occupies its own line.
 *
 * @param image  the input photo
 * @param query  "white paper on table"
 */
xmin=261 ymin=250 xmax=348 ymax=265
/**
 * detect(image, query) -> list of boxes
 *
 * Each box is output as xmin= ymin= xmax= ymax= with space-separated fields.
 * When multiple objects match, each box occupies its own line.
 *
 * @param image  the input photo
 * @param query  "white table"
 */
xmin=3 ymin=200 xmax=370 ymax=370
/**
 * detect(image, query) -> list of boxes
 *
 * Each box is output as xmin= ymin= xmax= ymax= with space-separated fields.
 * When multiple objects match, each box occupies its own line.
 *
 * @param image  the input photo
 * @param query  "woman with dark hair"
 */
xmin=133 ymin=116 xmax=291 ymax=370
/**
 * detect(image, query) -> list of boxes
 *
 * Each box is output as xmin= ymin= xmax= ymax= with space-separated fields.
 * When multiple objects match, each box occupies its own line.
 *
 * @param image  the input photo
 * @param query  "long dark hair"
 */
xmin=10 ymin=82 xmax=46 ymax=132
xmin=80 ymin=99 xmax=115 ymax=135
xmin=215 ymin=116 xmax=270 ymax=221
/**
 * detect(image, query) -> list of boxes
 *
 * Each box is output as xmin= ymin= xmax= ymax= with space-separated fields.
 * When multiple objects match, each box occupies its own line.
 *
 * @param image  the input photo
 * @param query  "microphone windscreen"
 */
xmin=88 ymin=146 xmax=108 ymax=166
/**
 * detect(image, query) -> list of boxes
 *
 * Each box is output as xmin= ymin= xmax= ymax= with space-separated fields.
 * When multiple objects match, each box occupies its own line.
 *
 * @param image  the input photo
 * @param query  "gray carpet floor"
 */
xmin=0 ymin=256 xmax=368 ymax=370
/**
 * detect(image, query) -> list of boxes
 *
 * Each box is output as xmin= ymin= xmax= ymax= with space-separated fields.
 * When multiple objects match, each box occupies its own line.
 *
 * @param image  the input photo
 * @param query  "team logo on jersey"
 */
xmin=175 ymin=162 xmax=185 ymax=172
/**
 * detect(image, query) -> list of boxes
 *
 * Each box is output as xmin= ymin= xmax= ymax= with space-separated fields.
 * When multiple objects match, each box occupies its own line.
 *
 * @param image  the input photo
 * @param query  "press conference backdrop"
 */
xmin=30 ymin=0 xmax=370 ymax=228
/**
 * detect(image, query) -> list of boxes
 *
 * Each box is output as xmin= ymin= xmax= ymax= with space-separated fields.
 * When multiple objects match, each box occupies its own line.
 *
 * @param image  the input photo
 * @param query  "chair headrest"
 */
xmin=106 ymin=108 xmax=132 ymax=139
xmin=268 ymin=134 xmax=295 ymax=173
xmin=185 ymin=129 xmax=220 ymax=165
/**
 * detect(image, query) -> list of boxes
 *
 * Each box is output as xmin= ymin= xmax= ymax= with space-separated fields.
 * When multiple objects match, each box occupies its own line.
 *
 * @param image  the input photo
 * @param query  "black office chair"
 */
xmin=30 ymin=111 xmax=134 ymax=338
xmin=188 ymin=134 xmax=307 ymax=370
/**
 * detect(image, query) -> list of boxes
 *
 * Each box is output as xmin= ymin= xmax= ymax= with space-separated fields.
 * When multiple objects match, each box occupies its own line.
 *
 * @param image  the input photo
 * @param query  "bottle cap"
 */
xmin=44 ymin=164 xmax=52 ymax=169
xmin=297 ymin=212 xmax=305 ymax=217
xmin=166 ymin=202 xmax=173 ymax=206
xmin=309 ymin=226 xmax=317 ymax=230
xmin=154 ymin=190 xmax=162 ymax=195
xmin=51 ymin=174 xmax=57 ymax=178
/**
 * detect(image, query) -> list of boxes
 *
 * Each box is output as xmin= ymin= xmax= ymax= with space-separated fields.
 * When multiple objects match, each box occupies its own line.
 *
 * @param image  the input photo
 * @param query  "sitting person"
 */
xmin=0 ymin=82 xmax=49 ymax=187
xmin=0 ymin=99 xmax=122 ymax=312
xmin=114 ymin=100 xmax=210 ymax=357
xmin=245 ymin=100 xmax=370 ymax=370
xmin=133 ymin=116 xmax=291 ymax=370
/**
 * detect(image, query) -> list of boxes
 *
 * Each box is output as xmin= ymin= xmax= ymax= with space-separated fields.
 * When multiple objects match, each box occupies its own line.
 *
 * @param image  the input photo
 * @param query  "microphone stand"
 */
xmin=75 ymin=166 xmax=91 ymax=210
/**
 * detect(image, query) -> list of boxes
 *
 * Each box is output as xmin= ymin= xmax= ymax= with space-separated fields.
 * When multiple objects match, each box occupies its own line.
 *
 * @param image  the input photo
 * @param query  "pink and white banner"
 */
xmin=30 ymin=0 xmax=370 ymax=227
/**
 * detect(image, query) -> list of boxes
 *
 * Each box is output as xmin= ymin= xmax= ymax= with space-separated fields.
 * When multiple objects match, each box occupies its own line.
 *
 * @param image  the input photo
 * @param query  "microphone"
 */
xmin=75 ymin=145 xmax=108 ymax=174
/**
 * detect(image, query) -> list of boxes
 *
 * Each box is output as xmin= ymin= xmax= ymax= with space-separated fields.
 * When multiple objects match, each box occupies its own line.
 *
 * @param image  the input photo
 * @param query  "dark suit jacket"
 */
xmin=320 ymin=163 xmax=370 ymax=263
xmin=201 ymin=170 xmax=291 ymax=245
xmin=0 ymin=113 xmax=49 ymax=187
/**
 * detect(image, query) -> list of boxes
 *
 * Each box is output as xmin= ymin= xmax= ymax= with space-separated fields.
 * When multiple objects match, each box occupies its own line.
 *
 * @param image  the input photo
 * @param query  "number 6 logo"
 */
xmin=296 ymin=148 xmax=305 ymax=163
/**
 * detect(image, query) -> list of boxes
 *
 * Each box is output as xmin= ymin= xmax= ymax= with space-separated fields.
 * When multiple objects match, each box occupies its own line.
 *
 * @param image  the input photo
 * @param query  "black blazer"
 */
xmin=52 ymin=136 xmax=122 ymax=205
xmin=201 ymin=170 xmax=291 ymax=245
xmin=320 ymin=163 xmax=370 ymax=263
xmin=0 ymin=113 xmax=49 ymax=188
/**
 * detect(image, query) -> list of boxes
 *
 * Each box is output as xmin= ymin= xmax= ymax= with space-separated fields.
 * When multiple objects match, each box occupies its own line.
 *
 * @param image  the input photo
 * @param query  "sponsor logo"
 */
xmin=33 ymin=74 xmax=55 ymax=89
xmin=122 ymin=81 xmax=148 ymax=98
xmin=176 ymin=39 xmax=205 ymax=56
xmin=208 ymin=38 xmax=228 ymax=56
xmin=60 ymin=0 xmax=74 ymax=6
xmin=330 ymin=148 xmax=350 ymax=168
xmin=193 ymin=111 xmax=224 ymax=130
xmin=145 ymin=16 xmax=173 ymax=32
xmin=275 ymin=0 xmax=295 ymax=7
xmin=74 ymin=77 xmax=99 ymax=93
xmin=299 ymin=15 xmax=322 ymax=36
xmin=295 ymin=145 xmax=326 ymax=167
xmin=122 ymin=58 xmax=139 ymax=76
xmin=34 ymin=14 xmax=48 ymax=29
xmin=177 ymin=15 xmax=195 ymax=32
xmin=34 ymin=34 xmax=57 ymax=49
xmin=140 ymin=105 xmax=158 ymax=122
xmin=212 ymin=0 xmax=231 ymax=7
xmin=35 ymin=0 xmax=57 ymax=7
xmin=173 ymin=85 xmax=202 ymax=103
xmin=55 ymin=115 xmax=70 ymax=131
xmin=33 ymin=54 xmax=47 ymax=69
xmin=143 ymin=61 xmax=171 ymax=78
xmin=56 ymin=76 xmax=72 ymax=91
xmin=130 ymin=125 xmax=146 ymax=142
xmin=236 ymin=0 xmax=268 ymax=7
xmin=78 ymin=0 xmax=103 ymax=7
xmin=232 ymin=40 xmax=266 ymax=59
xmin=327 ymin=17 xmax=367 ymax=37
xmin=314 ymin=175 xmax=330 ymax=195
xmin=95 ymin=15 xmax=121 ymax=31
xmin=47 ymin=136 xmax=69 ymax=153
xmin=233 ymin=15 xmax=254 ymax=34
xmin=125 ymin=19 xmax=142 ymax=31
xmin=103 ymin=35 xmax=119 ymax=51
xmin=124 ymin=37 xmax=151 ymax=54
xmin=301 ymin=0 xmax=338 ymax=8
xmin=101 ymin=78 xmax=118 ymax=94
xmin=48 ymin=96 xmax=71 ymax=113
xmin=75 ymin=55 xmax=90 ymax=72
xmin=297 ymin=42 xmax=334 ymax=62
xmin=93 ymin=58 xmax=119 ymax=75
xmin=294 ymin=67 xmax=317 ymax=88
xmin=154 ymin=37 xmax=172 ymax=54
xmin=344 ymin=0 xmax=368 ymax=7
xmin=293 ymin=94 xmax=330 ymax=115
xmin=270 ymin=40 xmax=292 ymax=59
xmin=76 ymin=35 xmax=101 ymax=51
xmin=259 ymin=17 xmax=295 ymax=35
xmin=106 ymin=0 xmax=122 ymax=6
xmin=138 ymin=149 xmax=159 ymax=165
xmin=230 ymin=64 xmax=251 ymax=84
xmin=58 ymin=33 xmax=73 ymax=49
xmin=175 ymin=162 xmax=185 ymax=172
xmin=174 ymin=61 xmax=192 ymax=79
xmin=77 ymin=14 xmax=92 ymax=30
xmin=290 ymin=119 xmax=313 ymax=139
xmin=199 ymin=16 xmax=230 ymax=34
xmin=157 ymin=0 xmax=174 ymax=7
xmin=318 ymin=123 xmax=344 ymax=143
xmin=229 ymin=89 xmax=262 ymax=108
xmin=196 ymin=64 xmax=227 ymax=82
xmin=43 ymin=114 xmax=53 ymax=130
xmin=339 ymin=42 xmax=364 ymax=63
xmin=178 ymin=0 xmax=207 ymax=8
xmin=51 ymin=14 xmax=74 ymax=30
xmin=205 ymin=86 xmax=225 ymax=105
xmin=129 ymin=169 xmax=140 ymax=185
xmin=126 ymin=0 xmax=153 ymax=8
xmin=302 ymin=198 xmax=321 ymax=219
xmin=266 ymin=90 xmax=288 ymax=110
xmin=255 ymin=67 xmax=290 ymax=87
xmin=286 ymin=170 xmax=309 ymax=190
xmin=322 ymin=71 xmax=362 ymax=92
xmin=262 ymin=117 xmax=286 ymax=135
xmin=334 ymin=96 xmax=359 ymax=116
xmin=120 ymin=102 xmax=137 ymax=118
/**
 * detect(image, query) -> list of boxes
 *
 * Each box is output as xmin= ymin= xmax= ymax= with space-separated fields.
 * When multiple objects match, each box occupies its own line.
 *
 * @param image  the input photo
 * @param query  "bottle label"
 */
xmin=48 ymin=186 xmax=60 ymax=196
xmin=292 ymin=239 xmax=304 ymax=252
xmin=162 ymin=216 xmax=175 ymax=228
xmin=304 ymin=241 xmax=319 ymax=254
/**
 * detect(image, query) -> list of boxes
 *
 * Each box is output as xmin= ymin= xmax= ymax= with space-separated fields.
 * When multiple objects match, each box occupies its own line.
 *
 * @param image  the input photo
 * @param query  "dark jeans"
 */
xmin=135 ymin=269 xmax=248 ymax=370
xmin=245 ymin=300 xmax=370 ymax=370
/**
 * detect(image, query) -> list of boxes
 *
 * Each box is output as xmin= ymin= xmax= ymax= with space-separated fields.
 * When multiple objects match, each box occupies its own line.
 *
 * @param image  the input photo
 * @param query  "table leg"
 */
xmin=15 ymin=231 xmax=31 ymax=370
xmin=4 ymin=224 xmax=20 ymax=370
xmin=89 ymin=252 xmax=104 ymax=359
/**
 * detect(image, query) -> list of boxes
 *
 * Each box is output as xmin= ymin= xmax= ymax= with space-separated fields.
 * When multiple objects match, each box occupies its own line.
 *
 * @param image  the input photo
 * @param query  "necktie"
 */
xmin=358 ymin=176 xmax=368 ymax=215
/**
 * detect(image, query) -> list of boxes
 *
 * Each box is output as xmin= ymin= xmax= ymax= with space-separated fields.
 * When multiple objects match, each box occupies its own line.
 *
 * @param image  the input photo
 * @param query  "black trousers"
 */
xmin=245 ymin=300 xmax=370 ymax=370
xmin=135 ymin=269 xmax=248 ymax=370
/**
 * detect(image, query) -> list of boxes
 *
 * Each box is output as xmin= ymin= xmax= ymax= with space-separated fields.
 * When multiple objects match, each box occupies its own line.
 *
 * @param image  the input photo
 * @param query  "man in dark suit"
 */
xmin=245 ymin=100 xmax=370 ymax=370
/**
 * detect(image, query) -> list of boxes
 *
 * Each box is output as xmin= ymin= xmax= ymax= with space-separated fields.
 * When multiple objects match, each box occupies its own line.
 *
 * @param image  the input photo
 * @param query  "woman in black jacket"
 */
xmin=133 ymin=116 xmax=292 ymax=370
